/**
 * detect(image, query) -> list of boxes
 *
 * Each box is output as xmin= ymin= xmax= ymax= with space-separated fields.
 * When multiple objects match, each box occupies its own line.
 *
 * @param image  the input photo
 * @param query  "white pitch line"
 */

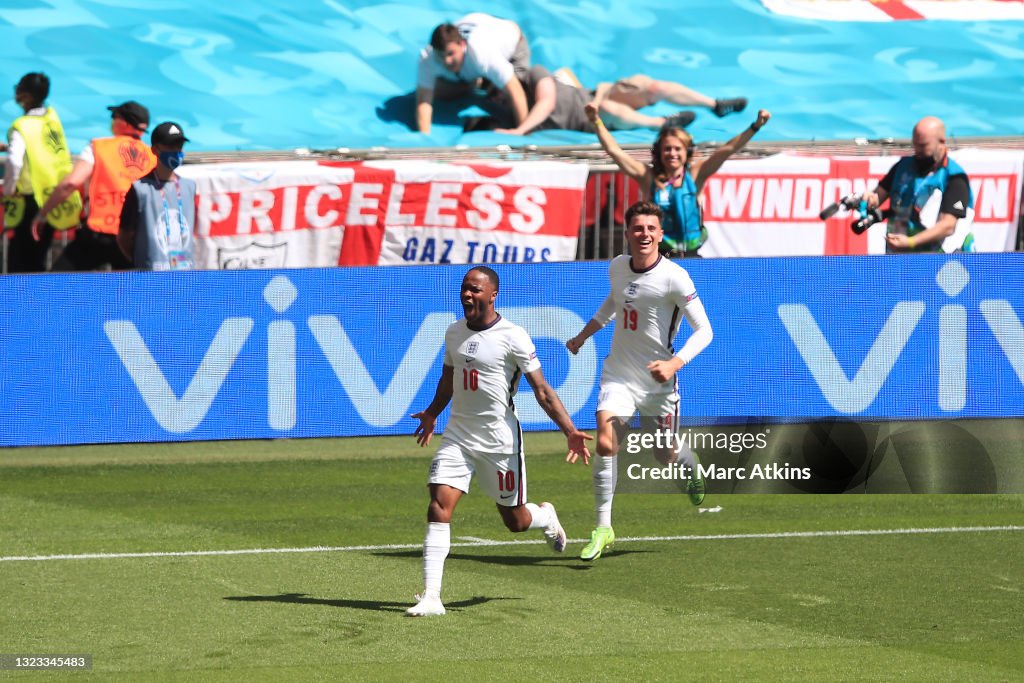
xmin=1 ymin=525 xmax=1021 ymax=563
xmin=456 ymin=536 xmax=501 ymax=545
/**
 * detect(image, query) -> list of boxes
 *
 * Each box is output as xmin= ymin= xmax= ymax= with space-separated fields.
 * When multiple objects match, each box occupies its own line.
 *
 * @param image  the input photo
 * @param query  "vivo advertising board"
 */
xmin=1 ymin=254 xmax=1022 ymax=447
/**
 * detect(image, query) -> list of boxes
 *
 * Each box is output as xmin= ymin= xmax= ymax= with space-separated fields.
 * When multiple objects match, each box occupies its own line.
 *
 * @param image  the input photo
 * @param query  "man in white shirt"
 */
xmin=407 ymin=266 xmax=592 ymax=616
xmin=566 ymin=201 xmax=714 ymax=561
xmin=415 ymin=13 xmax=530 ymax=135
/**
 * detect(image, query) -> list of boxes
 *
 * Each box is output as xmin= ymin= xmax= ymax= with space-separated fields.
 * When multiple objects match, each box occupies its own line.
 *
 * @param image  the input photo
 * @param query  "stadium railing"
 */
xmin=2 ymin=136 xmax=1023 ymax=272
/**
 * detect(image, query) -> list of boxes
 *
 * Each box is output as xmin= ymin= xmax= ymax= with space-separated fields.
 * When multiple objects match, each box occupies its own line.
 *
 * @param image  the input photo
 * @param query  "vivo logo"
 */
xmin=779 ymin=261 xmax=1024 ymax=413
xmin=104 ymin=276 xmax=595 ymax=433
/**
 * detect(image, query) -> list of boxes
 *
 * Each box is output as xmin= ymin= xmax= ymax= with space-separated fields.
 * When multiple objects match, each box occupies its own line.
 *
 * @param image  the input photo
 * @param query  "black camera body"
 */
xmin=821 ymin=194 xmax=887 ymax=234
xmin=851 ymin=208 xmax=885 ymax=235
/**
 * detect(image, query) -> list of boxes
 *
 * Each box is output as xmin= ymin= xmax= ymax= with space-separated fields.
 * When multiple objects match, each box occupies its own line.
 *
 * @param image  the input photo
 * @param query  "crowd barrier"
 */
xmin=4 ymin=149 xmax=1021 ymax=272
xmin=581 ymin=149 xmax=1024 ymax=259
xmin=2 ymin=253 xmax=1022 ymax=447
xmin=185 ymin=150 xmax=1024 ymax=264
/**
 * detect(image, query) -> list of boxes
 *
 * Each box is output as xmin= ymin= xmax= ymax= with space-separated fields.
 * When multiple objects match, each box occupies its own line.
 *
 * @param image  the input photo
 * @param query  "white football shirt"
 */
xmin=417 ymin=13 xmax=522 ymax=89
xmin=593 ymin=255 xmax=712 ymax=392
xmin=442 ymin=314 xmax=540 ymax=453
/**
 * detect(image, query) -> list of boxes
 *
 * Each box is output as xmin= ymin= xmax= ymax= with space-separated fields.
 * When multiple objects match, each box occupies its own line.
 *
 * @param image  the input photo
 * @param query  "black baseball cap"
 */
xmin=151 ymin=121 xmax=190 ymax=146
xmin=107 ymin=101 xmax=149 ymax=130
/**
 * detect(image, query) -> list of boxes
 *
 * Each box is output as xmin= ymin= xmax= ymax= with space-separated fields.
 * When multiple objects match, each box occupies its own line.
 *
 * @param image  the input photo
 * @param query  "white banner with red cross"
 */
xmin=700 ymin=149 xmax=1023 ymax=257
xmin=179 ymin=159 xmax=588 ymax=269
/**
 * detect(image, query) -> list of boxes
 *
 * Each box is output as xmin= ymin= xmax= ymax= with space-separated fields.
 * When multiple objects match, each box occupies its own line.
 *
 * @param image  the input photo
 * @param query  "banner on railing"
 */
xmin=179 ymin=151 xmax=1020 ymax=267
xmin=2 ymin=254 xmax=1023 ymax=446
xmin=699 ymin=149 xmax=1023 ymax=257
xmin=180 ymin=160 xmax=588 ymax=269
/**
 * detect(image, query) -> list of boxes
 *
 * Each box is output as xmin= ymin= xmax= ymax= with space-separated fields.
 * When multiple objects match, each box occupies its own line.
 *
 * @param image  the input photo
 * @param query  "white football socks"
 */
xmin=593 ymin=454 xmax=617 ymax=528
xmin=524 ymin=502 xmax=552 ymax=530
xmin=422 ymin=522 xmax=450 ymax=599
xmin=674 ymin=440 xmax=697 ymax=472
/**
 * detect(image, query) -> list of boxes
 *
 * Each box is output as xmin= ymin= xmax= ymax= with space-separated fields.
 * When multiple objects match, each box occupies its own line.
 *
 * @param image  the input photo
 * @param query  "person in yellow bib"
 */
xmin=33 ymin=100 xmax=156 ymax=271
xmin=2 ymin=73 xmax=81 ymax=272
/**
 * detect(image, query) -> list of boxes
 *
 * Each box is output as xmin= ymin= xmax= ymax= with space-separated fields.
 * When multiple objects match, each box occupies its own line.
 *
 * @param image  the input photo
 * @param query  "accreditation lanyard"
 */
xmin=156 ymin=174 xmax=189 ymax=249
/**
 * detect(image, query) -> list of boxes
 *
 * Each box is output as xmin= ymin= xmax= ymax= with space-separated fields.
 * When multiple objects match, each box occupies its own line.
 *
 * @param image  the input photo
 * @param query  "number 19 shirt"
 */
xmin=592 ymin=255 xmax=713 ymax=394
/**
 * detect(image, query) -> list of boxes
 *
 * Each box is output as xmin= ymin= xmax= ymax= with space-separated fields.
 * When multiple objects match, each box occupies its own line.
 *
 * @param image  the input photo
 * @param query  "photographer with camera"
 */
xmin=862 ymin=116 xmax=974 ymax=253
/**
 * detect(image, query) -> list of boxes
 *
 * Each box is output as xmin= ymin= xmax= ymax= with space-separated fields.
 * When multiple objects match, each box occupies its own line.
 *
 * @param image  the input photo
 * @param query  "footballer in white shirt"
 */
xmin=566 ymin=201 xmax=713 ymax=561
xmin=406 ymin=266 xmax=592 ymax=616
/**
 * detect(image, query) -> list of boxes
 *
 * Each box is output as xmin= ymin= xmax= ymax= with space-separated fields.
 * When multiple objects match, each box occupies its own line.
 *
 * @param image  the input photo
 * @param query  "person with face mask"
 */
xmin=33 ymin=100 xmax=157 ymax=270
xmin=862 ymin=116 xmax=975 ymax=253
xmin=117 ymin=122 xmax=196 ymax=271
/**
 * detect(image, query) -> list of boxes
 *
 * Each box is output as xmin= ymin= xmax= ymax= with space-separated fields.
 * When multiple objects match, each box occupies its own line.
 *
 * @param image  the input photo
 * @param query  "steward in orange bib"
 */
xmin=33 ymin=100 xmax=156 ymax=271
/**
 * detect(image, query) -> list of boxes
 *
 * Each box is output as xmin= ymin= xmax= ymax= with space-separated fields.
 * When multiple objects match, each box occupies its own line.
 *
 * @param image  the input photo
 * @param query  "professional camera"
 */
xmin=818 ymin=193 xmax=862 ymax=220
xmin=850 ymin=207 xmax=885 ymax=235
xmin=819 ymin=194 xmax=886 ymax=235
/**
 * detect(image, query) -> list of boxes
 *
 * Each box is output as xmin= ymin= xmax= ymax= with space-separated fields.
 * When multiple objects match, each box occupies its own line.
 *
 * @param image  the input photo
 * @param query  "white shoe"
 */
xmin=540 ymin=502 xmax=566 ymax=553
xmin=406 ymin=593 xmax=446 ymax=617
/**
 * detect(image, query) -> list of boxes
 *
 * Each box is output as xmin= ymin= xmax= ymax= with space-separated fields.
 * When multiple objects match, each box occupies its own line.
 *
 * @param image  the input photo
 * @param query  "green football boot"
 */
xmin=688 ymin=452 xmax=706 ymax=506
xmin=580 ymin=526 xmax=615 ymax=561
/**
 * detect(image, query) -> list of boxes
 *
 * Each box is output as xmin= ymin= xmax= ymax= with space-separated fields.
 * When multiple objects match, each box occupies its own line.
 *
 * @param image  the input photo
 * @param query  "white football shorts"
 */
xmin=596 ymin=380 xmax=680 ymax=431
xmin=428 ymin=440 xmax=528 ymax=507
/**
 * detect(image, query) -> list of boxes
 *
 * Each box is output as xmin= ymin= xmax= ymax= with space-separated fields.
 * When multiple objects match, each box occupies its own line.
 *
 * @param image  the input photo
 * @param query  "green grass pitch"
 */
xmin=1 ymin=431 xmax=1022 ymax=681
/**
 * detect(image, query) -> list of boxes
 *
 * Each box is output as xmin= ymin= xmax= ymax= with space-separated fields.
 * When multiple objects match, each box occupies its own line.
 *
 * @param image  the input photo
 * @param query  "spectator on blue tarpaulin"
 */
xmin=861 ymin=115 xmax=975 ymax=253
xmin=118 ymin=122 xmax=196 ymax=271
xmin=33 ymin=100 xmax=156 ymax=271
xmin=588 ymin=72 xmax=747 ymax=128
xmin=2 ymin=72 xmax=82 ymax=272
xmin=416 ymin=13 xmax=531 ymax=135
xmin=493 ymin=66 xmax=747 ymax=136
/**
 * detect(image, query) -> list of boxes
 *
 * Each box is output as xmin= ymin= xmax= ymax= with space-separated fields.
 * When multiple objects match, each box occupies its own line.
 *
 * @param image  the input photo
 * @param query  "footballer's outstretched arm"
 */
xmin=525 ymin=369 xmax=593 ymax=465
xmin=566 ymin=318 xmax=604 ymax=355
xmin=566 ymin=295 xmax=614 ymax=354
xmin=410 ymin=364 xmax=454 ymax=447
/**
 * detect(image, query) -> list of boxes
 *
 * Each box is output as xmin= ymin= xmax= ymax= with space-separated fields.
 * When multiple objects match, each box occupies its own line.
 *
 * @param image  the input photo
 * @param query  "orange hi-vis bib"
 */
xmin=87 ymin=136 xmax=156 ymax=234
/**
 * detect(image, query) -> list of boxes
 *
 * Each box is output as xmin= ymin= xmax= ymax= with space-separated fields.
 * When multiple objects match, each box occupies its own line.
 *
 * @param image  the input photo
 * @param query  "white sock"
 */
xmin=422 ymin=522 xmax=450 ymax=599
xmin=525 ymin=502 xmax=551 ymax=530
xmin=674 ymin=440 xmax=697 ymax=473
xmin=593 ymin=454 xmax=617 ymax=528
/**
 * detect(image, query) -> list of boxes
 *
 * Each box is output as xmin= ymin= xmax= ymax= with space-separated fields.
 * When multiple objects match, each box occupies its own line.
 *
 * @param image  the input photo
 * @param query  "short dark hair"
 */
xmin=15 ymin=72 xmax=49 ymax=108
xmin=624 ymin=200 xmax=664 ymax=227
xmin=430 ymin=23 xmax=463 ymax=51
xmin=469 ymin=265 xmax=500 ymax=292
